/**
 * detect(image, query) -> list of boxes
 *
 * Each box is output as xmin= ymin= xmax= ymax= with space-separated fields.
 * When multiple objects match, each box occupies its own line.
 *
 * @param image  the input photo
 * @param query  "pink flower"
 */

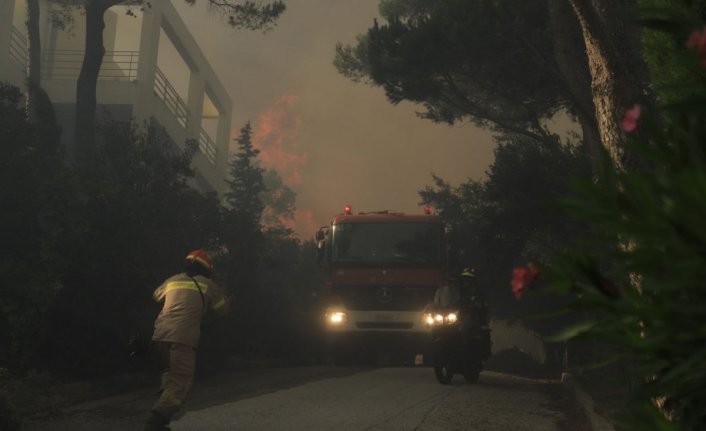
xmin=687 ymin=28 xmax=706 ymax=68
xmin=511 ymin=262 xmax=540 ymax=300
xmin=621 ymin=104 xmax=641 ymax=133
xmin=687 ymin=28 xmax=706 ymax=54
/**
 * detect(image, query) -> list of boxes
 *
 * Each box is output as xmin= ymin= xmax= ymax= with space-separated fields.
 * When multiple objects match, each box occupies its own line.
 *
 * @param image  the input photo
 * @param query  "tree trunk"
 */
xmin=75 ymin=0 xmax=113 ymax=166
xmin=25 ymin=0 xmax=61 ymax=154
xmin=26 ymin=0 xmax=41 ymax=123
xmin=567 ymin=0 xmax=649 ymax=171
xmin=547 ymin=0 xmax=603 ymax=170
xmin=569 ymin=0 xmax=659 ymax=170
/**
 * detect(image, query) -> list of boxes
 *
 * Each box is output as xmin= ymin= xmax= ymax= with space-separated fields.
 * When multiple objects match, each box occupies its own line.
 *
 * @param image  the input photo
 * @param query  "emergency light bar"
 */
xmin=342 ymin=205 xmax=433 ymax=215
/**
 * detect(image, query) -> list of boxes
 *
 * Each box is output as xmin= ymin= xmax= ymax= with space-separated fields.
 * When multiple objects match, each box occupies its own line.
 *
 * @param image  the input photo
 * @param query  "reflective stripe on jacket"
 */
xmin=152 ymin=273 xmax=227 ymax=348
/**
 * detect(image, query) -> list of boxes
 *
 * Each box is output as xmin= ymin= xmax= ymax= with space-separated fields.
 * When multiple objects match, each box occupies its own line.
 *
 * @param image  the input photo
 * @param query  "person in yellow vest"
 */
xmin=143 ymin=249 xmax=229 ymax=431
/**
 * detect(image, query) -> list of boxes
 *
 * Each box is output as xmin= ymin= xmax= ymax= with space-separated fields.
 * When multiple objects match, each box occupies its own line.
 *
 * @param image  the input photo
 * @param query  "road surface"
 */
xmin=24 ymin=366 xmax=590 ymax=431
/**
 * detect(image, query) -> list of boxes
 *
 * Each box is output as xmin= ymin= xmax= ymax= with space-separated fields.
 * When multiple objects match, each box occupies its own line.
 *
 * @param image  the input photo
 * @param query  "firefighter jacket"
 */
xmin=152 ymin=272 xmax=228 ymax=348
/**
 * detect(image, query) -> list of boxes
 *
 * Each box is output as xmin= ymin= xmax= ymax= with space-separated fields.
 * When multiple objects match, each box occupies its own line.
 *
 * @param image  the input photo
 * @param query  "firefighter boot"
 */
xmin=143 ymin=411 xmax=171 ymax=431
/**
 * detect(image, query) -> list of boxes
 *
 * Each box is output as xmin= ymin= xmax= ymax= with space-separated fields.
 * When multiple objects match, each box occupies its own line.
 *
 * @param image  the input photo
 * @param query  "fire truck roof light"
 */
xmin=344 ymin=205 xmax=352 ymax=215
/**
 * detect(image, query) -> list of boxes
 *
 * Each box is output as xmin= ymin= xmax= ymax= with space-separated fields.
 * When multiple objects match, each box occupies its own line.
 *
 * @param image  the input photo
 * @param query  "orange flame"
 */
xmin=230 ymin=95 xmax=318 ymax=239
xmin=252 ymin=94 xmax=307 ymax=187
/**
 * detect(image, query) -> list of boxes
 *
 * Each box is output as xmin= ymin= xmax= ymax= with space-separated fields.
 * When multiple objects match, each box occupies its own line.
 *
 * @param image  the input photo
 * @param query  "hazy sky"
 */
xmin=169 ymin=0 xmax=498 ymax=239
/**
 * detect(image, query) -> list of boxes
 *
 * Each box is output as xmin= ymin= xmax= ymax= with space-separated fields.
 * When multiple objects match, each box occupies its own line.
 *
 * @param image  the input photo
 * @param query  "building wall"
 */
xmin=0 ymin=0 xmax=232 ymax=196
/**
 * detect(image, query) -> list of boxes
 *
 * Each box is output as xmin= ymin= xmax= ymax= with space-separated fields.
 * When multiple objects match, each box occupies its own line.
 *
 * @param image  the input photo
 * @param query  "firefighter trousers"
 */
xmin=152 ymin=341 xmax=196 ymax=420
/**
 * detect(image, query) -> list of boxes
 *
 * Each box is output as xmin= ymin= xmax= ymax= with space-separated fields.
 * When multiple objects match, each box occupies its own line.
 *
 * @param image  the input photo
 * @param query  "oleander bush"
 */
xmin=527 ymin=5 xmax=706 ymax=430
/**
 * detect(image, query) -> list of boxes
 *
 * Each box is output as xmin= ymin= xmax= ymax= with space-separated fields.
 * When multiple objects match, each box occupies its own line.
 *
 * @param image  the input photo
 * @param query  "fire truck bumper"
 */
xmin=323 ymin=309 xmax=434 ymax=365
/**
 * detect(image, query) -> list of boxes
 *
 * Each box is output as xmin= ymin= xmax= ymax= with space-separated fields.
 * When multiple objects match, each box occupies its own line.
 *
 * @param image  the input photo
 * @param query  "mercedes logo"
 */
xmin=376 ymin=287 xmax=392 ymax=304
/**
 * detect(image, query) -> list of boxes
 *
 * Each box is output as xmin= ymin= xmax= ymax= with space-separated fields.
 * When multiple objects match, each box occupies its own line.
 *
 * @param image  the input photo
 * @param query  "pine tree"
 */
xmin=221 ymin=122 xmax=266 ymax=347
xmin=225 ymin=122 xmax=265 ymax=226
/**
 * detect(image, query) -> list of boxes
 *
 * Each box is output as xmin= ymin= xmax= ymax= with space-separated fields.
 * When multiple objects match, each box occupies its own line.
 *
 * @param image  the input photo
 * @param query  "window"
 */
xmin=331 ymin=222 xmax=444 ymax=267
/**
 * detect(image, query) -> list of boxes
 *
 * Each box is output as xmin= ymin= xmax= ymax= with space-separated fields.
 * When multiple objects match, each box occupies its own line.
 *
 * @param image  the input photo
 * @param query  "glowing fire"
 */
xmin=232 ymin=94 xmax=318 ymax=238
xmin=252 ymin=94 xmax=307 ymax=187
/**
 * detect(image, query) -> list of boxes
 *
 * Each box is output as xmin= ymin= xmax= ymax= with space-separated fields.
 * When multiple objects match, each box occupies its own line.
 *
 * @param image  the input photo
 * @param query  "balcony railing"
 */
xmin=42 ymin=50 xmax=139 ymax=80
xmin=5 ymin=31 xmax=139 ymax=80
xmin=154 ymin=66 xmax=189 ymax=130
xmin=153 ymin=68 xmax=217 ymax=165
xmin=9 ymin=26 xmax=28 ymax=72
xmin=5 ymin=33 xmax=218 ymax=167
xmin=199 ymin=127 xmax=217 ymax=166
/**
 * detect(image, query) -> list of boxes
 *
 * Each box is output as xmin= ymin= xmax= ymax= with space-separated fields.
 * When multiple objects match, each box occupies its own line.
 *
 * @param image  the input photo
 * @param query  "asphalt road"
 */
xmin=23 ymin=367 xmax=590 ymax=431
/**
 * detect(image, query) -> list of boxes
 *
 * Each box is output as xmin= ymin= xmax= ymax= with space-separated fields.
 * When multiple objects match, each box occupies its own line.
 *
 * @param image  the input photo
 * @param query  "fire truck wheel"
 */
xmin=434 ymin=363 xmax=453 ymax=384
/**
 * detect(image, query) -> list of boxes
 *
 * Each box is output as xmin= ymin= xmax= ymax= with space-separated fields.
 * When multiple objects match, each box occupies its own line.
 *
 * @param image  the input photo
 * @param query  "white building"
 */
xmin=0 ymin=0 xmax=232 ymax=195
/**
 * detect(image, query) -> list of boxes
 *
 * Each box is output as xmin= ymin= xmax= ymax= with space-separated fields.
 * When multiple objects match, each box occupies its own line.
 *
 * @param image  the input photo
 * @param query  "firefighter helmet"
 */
xmin=186 ymin=249 xmax=213 ymax=270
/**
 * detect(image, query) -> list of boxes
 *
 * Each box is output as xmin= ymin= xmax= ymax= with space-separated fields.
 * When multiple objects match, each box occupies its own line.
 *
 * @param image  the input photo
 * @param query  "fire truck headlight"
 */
xmin=433 ymin=313 xmax=444 ymax=325
xmin=327 ymin=311 xmax=348 ymax=325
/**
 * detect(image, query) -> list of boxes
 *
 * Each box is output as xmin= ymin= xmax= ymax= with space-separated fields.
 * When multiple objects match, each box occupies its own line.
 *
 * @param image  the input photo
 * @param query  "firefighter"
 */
xmin=460 ymin=267 xmax=488 ymax=324
xmin=143 ymin=249 xmax=229 ymax=431
xmin=460 ymin=267 xmax=491 ymax=357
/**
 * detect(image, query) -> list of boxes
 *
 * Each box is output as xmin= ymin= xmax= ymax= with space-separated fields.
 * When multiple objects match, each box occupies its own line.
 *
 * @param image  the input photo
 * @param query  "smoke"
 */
xmin=282 ymin=208 xmax=319 ymax=242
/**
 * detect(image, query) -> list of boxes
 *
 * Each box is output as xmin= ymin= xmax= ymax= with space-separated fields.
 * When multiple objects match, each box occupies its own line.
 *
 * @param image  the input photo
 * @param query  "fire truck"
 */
xmin=315 ymin=205 xmax=449 ymax=365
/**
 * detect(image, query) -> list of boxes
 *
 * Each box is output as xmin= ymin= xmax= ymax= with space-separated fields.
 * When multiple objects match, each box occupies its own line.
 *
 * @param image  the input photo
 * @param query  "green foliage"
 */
xmin=218 ymin=122 xmax=324 ymax=361
xmin=198 ymin=0 xmax=286 ymax=31
xmin=419 ymin=134 xmax=592 ymax=331
xmin=638 ymin=0 xmax=706 ymax=108
xmin=225 ymin=122 xmax=265 ymax=227
xmin=335 ymin=0 xmax=578 ymax=140
xmin=0 ymin=85 xmax=319 ymax=376
xmin=261 ymin=168 xmax=296 ymax=227
xmin=221 ymin=122 xmax=267 ymax=337
xmin=0 ymin=83 xmax=76 ymax=372
xmin=255 ymin=234 xmax=326 ymax=362
xmin=0 ymin=83 xmax=227 ymax=375
xmin=541 ymin=4 xmax=706 ymax=429
xmin=39 ymin=119 xmax=221 ymax=376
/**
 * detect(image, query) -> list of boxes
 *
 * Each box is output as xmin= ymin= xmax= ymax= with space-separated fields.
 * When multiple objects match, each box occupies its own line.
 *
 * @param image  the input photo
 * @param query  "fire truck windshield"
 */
xmin=330 ymin=222 xmax=444 ymax=267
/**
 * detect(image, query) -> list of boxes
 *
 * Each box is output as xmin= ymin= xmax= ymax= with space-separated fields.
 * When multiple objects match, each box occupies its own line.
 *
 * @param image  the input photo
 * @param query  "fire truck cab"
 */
xmin=316 ymin=205 xmax=448 ymax=365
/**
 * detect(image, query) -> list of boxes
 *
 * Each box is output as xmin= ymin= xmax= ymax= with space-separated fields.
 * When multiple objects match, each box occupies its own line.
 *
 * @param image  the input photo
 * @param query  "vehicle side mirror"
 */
xmin=316 ymin=238 xmax=332 ymax=269
xmin=315 ymin=226 xmax=329 ymax=267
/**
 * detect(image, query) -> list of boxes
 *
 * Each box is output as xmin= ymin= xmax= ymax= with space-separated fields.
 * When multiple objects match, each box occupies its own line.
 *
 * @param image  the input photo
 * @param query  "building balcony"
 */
xmin=0 ymin=0 xmax=232 ymax=196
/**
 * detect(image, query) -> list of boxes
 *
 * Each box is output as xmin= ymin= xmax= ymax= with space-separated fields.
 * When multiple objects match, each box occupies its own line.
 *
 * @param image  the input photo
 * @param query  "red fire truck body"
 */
xmin=316 ymin=207 xmax=447 ymax=363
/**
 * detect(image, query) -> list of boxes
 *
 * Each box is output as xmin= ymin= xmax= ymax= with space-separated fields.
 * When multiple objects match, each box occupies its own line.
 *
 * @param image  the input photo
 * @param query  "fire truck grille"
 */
xmin=356 ymin=322 xmax=414 ymax=330
xmin=333 ymin=285 xmax=437 ymax=311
